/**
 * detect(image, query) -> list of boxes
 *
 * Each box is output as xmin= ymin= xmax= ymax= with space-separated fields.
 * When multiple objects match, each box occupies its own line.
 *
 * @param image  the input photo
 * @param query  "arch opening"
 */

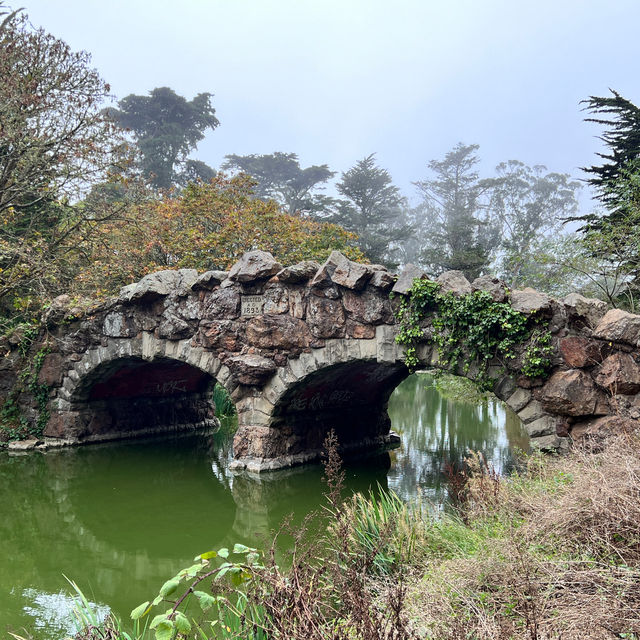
xmin=66 ymin=356 xmax=220 ymax=442
xmin=270 ymin=359 xmax=409 ymax=461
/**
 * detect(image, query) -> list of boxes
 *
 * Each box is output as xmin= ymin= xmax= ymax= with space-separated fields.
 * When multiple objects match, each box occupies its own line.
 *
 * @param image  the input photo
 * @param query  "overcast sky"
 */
xmin=18 ymin=0 xmax=640 ymax=208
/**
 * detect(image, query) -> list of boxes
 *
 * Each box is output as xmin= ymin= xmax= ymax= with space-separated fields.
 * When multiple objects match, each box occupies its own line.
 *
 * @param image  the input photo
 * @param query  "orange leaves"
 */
xmin=73 ymin=175 xmax=363 ymax=299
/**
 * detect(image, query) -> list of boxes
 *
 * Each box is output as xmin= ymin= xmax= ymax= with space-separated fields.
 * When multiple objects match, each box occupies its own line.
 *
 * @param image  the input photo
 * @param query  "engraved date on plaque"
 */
xmin=241 ymin=294 xmax=264 ymax=316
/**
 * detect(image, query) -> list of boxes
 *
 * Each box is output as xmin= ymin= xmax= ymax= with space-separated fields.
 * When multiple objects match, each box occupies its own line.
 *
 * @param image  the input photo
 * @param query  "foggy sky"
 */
xmin=18 ymin=0 xmax=640 ymax=209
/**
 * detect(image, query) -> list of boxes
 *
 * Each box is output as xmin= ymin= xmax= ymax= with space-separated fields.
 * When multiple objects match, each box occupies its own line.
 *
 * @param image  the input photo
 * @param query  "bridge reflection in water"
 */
xmin=0 ymin=373 xmax=527 ymax=637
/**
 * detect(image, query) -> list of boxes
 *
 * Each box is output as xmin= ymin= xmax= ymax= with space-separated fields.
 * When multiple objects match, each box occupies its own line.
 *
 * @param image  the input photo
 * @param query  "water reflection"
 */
xmin=386 ymin=373 xmax=528 ymax=503
xmin=0 ymin=372 xmax=527 ymax=638
xmin=20 ymin=589 xmax=109 ymax=636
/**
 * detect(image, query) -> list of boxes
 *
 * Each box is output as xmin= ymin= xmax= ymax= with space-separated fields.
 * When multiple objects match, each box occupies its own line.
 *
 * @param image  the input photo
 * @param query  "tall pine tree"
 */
xmin=331 ymin=154 xmax=411 ymax=267
xmin=582 ymin=90 xmax=640 ymax=217
xmin=413 ymin=143 xmax=497 ymax=280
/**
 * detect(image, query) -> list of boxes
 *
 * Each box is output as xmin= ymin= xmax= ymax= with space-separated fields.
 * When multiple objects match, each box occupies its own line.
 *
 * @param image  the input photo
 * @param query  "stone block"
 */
xmin=525 ymin=416 xmax=556 ymax=437
xmin=191 ymin=270 xmax=228 ymax=290
xmin=571 ymin=415 xmax=636 ymax=441
xmin=563 ymin=292 xmax=608 ymax=327
xmin=518 ymin=400 xmax=545 ymax=424
xmin=228 ymin=251 xmax=282 ymax=283
xmin=217 ymin=365 xmax=232 ymax=386
xmin=246 ymin=315 xmax=311 ymax=349
xmin=506 ymin=388 xmax=531 ymax=413
xmin=346 ymin=321 xmax=375 ymax=339
xmin=263 ymin=375 xmax=288 ymax=405
xmin=37 ymin=353 xmax=65 ymax=387
xmin=493 ymin=375 xmax=516 ymax=401
xmin=310 ymin=251 xmax=372 ymax=290
xmin=415 ymin=343 xmax=433 ymax=365
xmin=531 ymin=433 xmax=568 ymax=452
xmin=307 ymin=296 xmax=346 ymax=339
xmin=277 ymin=261 xmax=320 ymax=284
xmin=226 ymin=354 xmax=277 ymax=386
xmin=510 ymin=288 xmax=551 ymax=315
xmin=369 ymin=269 xmax=395 ymax=290
xmin=359 ymin=338 xmax=378 ymax=360
xmin=593 ymin=308 xmax=640 ymax=346
xmin=594 ymin=352 xmax=640 ymax=394
xmin=559 ymin=336 xmax=605 ymax=368
xmin=471 ymin=275 xmax=507 ymax=302
xmin=436 ymin=270 xmax=472 ymax=296
xmin=391 ymin=264 xmax=427 ymax=295
xmin=540 ymin=369 xmax=599 ymax=416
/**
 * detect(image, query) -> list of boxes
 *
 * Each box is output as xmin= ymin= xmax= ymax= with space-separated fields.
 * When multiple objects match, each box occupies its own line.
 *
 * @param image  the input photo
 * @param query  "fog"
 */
xmin=19 ymin=0 xmax=640 ymax=208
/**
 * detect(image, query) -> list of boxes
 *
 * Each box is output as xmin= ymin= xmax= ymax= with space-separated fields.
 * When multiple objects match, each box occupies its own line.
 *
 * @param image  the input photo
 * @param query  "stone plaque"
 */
xmin=241 ymin=294 xmax=264 ymax=316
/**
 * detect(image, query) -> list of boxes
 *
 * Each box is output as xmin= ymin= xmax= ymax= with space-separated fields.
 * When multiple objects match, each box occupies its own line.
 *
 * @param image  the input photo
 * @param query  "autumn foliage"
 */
xmin=76 ymin=175 xmax=364 ymax=297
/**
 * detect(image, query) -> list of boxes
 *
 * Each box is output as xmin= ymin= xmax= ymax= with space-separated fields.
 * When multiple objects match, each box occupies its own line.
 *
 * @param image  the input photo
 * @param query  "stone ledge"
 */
xmin=229 ymin=431 xmax=401 ymax=473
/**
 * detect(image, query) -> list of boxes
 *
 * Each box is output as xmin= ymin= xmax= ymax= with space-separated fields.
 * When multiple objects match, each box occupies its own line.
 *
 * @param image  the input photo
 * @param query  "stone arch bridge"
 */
xmin=4 ymin=250 xmax=640 ymax=471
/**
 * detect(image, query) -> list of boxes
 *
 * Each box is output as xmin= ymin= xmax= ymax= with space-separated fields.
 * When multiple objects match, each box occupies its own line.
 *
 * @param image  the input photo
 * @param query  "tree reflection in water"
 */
xmin=386 ymin=373 xmax=529 ymax=504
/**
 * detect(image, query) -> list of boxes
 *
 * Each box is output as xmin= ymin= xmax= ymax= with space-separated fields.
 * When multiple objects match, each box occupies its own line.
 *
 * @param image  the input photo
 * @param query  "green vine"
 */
xmin=1 ymin=323 xmax=51 ymax=441
xmin=394 ymin=278 xmax=553 ymax=390
xmin=521 ymin=329 xmax=554 ymax=379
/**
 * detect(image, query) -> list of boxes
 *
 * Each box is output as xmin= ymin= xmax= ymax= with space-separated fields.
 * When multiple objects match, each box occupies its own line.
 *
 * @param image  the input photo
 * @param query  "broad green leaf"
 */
xmin=232 ymin=543 xmax=252 ymax=555
xmin=197 ymin=550 xmax=217 ymax=560
xmin=150 ymin=614 xmax=169 ymax=630
xmin=193 ymin=590 xmax=215 ymax=612
xmin=159 ymin=579 xmax=180 ymax=597
xmin=130 ymin=601 xmax=150 ymax=620
xmin=174 ymin=612 xmax=192 ymax=634
xmin=179 ymin=563 xmax=202 ymax=578
xmin=217 ymin=547 xmax=229 ymax=558
xmin=152 ymin=595 xmax=163 ymax=606
xmin=230 ymin=570 xmax=244 ymax=587
xmin=154 ymin=620 xmax=174 ymax=640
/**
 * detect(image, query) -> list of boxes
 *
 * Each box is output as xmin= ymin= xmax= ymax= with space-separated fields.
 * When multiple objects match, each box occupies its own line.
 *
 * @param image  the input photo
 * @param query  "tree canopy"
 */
xmin=0 ymin=4 xmax=127 ymax=322
xmin=413 ymin=143 xmax=496 ymax=280
xmin=106 ymin=87 xmax=219 ymax=190
xmin=222 ymin=152 xmax=335 ymax=216
xmin=331 ymin=154 xmax=410 ymax=266
xmin=581 ymin=90 xmax=640 ymax=217
xmin=78 ymin=175 xmax=364 ymax=295
xmin=484 ymin=160 xmax=579 ymax=287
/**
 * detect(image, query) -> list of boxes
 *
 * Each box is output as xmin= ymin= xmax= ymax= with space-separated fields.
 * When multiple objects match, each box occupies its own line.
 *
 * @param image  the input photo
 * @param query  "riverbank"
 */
xmin=65 ymin=427 xmax=639 ymax=640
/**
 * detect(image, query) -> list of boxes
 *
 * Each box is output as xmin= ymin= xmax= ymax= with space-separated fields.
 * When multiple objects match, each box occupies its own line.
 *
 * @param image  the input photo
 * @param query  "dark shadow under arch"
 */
xmin=270 ymin=359 xmax=409 ymax=458
xmin=69 ymin=356 xmax=219 ymax=442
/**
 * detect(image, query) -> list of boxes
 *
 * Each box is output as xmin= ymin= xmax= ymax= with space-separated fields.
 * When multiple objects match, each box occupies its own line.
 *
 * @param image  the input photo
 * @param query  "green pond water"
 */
xmin=0 ymin=373 xmax=528 ymax=638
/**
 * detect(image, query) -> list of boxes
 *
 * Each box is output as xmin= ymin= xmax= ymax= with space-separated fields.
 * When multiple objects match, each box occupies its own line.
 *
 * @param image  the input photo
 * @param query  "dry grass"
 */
xmin=404 ymin=431 xmax=640 ymax=640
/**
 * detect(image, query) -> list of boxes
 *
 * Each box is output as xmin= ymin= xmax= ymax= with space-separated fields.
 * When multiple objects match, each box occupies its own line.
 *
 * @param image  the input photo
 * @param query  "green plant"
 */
xmin=131 ymin=545 xmax=266 ymax=640
xmin=213 ymin=383 xmax=236 ymax=419
xmin=17 ymin=322 xmax=39 ymax=357
xmin=521 ymin=329 xmax=554 ymax=379
xmin=337 ymin=485 xmax=416 ymax=575
xmin=433 ymin=372 xmax=489 ymax=404
xmin=394 ymin=277 xmax=551 ymax=389
xmin=0 ymin=331 xmax=50 ymax=441
xmin=393 ymin=278 xmax=441 ymax=369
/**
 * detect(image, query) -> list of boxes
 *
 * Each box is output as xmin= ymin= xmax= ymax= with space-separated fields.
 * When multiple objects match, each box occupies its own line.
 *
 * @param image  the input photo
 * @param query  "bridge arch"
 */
xmin=230 ymin=328 xmax=559 ymax=472
xmin=47 ymin=333 xmax=231 ymax=443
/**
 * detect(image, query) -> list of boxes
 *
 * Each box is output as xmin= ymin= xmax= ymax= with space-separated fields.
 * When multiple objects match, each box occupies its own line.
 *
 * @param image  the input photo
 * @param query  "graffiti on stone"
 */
xmin=288 ymin=396 xmax=308 ymax=412
xmin=153 ymin=379 xmax=188 ymax=394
